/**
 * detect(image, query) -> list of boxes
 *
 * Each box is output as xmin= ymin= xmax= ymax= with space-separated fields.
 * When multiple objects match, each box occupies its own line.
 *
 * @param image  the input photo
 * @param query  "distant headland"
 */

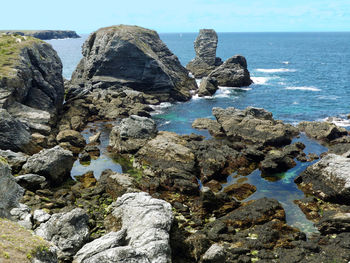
xmin=0 ymin=30 xmax=80 ymax=40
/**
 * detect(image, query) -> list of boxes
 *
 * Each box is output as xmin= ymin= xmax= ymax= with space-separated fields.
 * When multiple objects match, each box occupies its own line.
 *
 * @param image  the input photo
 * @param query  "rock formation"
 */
xmin=0 ymin=30 xmax=80 ymax=40
xmin=197 ymin=77 xmax=218 ymax=97
xmin=186 ymin=29 xmax=222 ymax=78
xmin=70 ymin=25 xmax=197 ymax=101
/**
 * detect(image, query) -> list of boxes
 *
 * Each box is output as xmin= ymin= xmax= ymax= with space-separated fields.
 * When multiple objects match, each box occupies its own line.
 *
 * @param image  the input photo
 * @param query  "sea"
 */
xmin=47 ymin=32 xmax=350 ymax=234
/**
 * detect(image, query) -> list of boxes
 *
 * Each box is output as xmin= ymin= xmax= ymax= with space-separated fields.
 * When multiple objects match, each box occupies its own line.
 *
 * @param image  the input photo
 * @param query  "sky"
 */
xmin=1 ymin=0 xmax=349 ymax=33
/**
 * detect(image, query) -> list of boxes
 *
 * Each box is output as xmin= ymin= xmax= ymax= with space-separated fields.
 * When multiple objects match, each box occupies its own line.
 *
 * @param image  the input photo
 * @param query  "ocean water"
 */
xmin=47 ymin=32 xmax=350 ymax=233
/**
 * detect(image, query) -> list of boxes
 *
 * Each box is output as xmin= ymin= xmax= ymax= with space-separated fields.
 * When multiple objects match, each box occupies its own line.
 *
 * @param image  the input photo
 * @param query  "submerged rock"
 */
xmin=208 ymin=55 xmax=252 ymax=87
xmin=187 ymin=29 xmax=222 ymax=78
xmin=71 ymin=25 xmax=197 ymax=101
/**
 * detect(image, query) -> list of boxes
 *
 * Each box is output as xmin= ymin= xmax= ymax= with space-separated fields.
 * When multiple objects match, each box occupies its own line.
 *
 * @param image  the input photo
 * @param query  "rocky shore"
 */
xmin=1 ymin=25 xmax=350 ymax=263
xmin=0 ymin=30 xmax=80 ymax=40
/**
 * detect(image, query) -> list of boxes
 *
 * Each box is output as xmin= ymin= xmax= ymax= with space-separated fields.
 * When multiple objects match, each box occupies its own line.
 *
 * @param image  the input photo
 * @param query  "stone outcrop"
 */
xmin=208 ymin=55 xmax=252 ymax=87
xmin=186 ymin=29 xmax=222 ymax=78
xmin=14 ymin=174 xmax=47 ymax=191
xmin=74 ymin=192 xmax=173 ymax=263
xmin=298 ymin=121 xmax=348 ymax=142
xmin=0 ymin=149 xmax=28 ymax=173
xmin=21 ymin=146 xmax=74 ymax=185
xmin=70 ymin=25 xmax=197 ymax=101
xmin=198 ymin=77 xmax=218 ymax=97
xmin=35 ymin=208 xmax=89 ymax=261
xmin=295 ymin=153 xmax=350 ymax=204
xmin=1 ymin=30 xmax=80 ymax=40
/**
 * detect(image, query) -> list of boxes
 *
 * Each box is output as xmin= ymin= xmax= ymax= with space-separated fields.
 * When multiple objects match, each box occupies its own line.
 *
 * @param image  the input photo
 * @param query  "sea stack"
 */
xmin=186 ymin=29 xmax=222 ymax=78
xmin=70 ymin=25 xmax=197 ymax=102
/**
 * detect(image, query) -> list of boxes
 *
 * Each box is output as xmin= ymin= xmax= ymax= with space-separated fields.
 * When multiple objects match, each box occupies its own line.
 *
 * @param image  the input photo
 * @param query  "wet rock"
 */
xmin=187 ymin=29 xmax=221 ymax=78
xmin=10 ymin=203 xmax=32 ymax=229
xmin=71 ymin=25 xmax=197 ymax=101
xmin=79 ymin=151 xmax=91 ymax=162
xmin=192 ymin=118 xmax=224 ymax=137
xmin=109 ymin=115 xmax=158 ymax=153
xmin=295 ymin=153 xmax=350 ymax=204
xmin=22 ymin=146 xmax=74 ymax=185
xmin=201 ymin=243 xmax=226 ymax=263
xmin=56 ymin=129 xmax=86 ymax=149
xmin=0 ymin=149 xmax=28 ymax=173
xmin=316 ymin=211 xmax=350 ymax=234
xmin=89 ymin=131 xmax=101 ymax=144
xmin=260 ymin=149 xmax=296 ymax=174
xmin=223 ymin=183 xmax=257 ymax=201
xmin=208 ymin=55 xmax=252 ymax=87
xmin=75 ymin=171 xmax=97 ymax=188
xmin=298 ymin=121 xmax=348 ymax=142
xmin=14 ymin=173 xmax=47 ymax=191
xmin=198 ymin=77 xmax=219 ymax=97
xmin=0 ymin=160 xmax=24 ymax=218
xmin=35 ymin=208 xmax=89 ymax=261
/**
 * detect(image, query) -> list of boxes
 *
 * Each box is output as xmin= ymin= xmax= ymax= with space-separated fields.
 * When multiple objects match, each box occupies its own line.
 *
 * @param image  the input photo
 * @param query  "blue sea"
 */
xmin=47 ymin=32 xmax=350 ymax=234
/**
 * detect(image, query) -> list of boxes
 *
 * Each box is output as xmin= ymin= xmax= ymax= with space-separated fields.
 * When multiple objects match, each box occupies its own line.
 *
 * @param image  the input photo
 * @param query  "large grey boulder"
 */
xmin=74 ymin=192 xmax=173 ymax=263
xmin=14 ymin=173 xmax=47 ymax=191
xmin=71 ymin=25 xmax=197 ymax=102
xmin=22 ymin=146 xmax=74 ymax=185
xmin=0 ymin=159 xmax=24 ymax=218
xmin=10 ymin=203 xmax=32 ymax=229
xmin=35 ymin=208 xmax=89 ymax=261
xmin=295 ymin=153 xmax=350 ymax=204
xmin=186 ymin=29 xmax=222 ymax=78
xmin=109 ymin=115 xmax=158 ymax=153
xmin=208 ymin=55 xmax=252 ymax=87
xmin=0 ymin=149 xmax=28 ymax=173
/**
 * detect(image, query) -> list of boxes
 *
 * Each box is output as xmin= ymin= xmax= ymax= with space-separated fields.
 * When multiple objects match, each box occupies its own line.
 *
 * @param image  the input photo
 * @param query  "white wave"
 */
xmin=149 ymin=102 xmax=172 ymax=115
xmin=322 ymin=117 xmax=350 ymax=127
xmin=188 ymin=72 xmax=194 ymax=78
xmin=159 ymin=120 xmax=172 ymax=127
xmin=256 ymin=68 xmax=296 ymax=73
xmin=195 ymin=79 xmax=202 ymax=86
xmin=251 ymin=77 xmax=270 ymax=85
xmin=293 ymin=101 xmax=299 ymax=105
xmin=282 ymin=61 xmax=290 ymax=64
xmin=285 ymin=86 xmax=321 ymax=92
xmin=232 ymin=87 xmax=252 ymax=91
xmin=317 ymin=95 xmax=340 ymax=100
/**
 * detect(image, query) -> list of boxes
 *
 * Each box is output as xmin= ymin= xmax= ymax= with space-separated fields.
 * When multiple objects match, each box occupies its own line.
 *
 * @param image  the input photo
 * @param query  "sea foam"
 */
xmin=285 ymin=86 xmax=321 ymax=92
xmin=322 ymin=117 xmax=350 ymax=127
xmin=256 ymin=68 xmax=296 ymax=73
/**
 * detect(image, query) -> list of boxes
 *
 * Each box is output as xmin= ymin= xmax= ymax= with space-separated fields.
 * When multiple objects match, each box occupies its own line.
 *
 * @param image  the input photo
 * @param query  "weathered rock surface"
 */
xmin=33 ymin=209 xmax=51 ymax=224
xmin=295 ymin=153 xmax=350 ymax=204
xmin=0 ymin=160 xmax=24 ymax=218
xmin=1 ymin=30 xmax=80 ymax=40
xmin=10 ymin=203 xmax=32 ymax=229
xmin=109 ymin=115 xmax=158 ymax=153
xmin=74 ymin=192 xmax=173 ymax=263
xmin=186 ymin=29 xmax=222 ymax=78
xmin=71 ymin=25 xmax=197 ymax=101
xmin=298 ymin=121 xmax=348 ymax=142
xmin=208 ymin=55 xmax=252 ymax=87
xmin=201 ymin=243 xmax=225 ymax=263
xmin=192 ymin=118 xmax=224 ymax=137
xmin=35 ymin=208 xmax=89 ymax=261
xmin=22 ymin=146 xmax=74 ymax=185
xmin=198 ymin=77 xmax=219 ymax=97
xmin=14 ymin=173 xmax=47 ymax=191
xmin=316 ymin=211 xmax=350 ymax=234
xmin=0 ymin=149 xmax=28 ymax=173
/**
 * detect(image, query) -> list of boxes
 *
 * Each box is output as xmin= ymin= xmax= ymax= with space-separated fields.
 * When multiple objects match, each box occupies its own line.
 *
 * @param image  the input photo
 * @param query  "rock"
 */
xmin=56 ymin=129 xmax=86 ymax=148
xmin=10 ymin=203 xmax=32 ymax=229
xmin=201 ymin=243 xmax=226 ymax=263
xmin=33 ymin=209 xmax=51 ymax=224
xmin=1 ymin=30 xmax=80 ymax=40
xmin=79 ymin=151 xmax=91 ymax=162
xmin=186 ymin=29 xmax=222 ymax=78
xmin=109 ymin=115 xmax=158 ymax=153
xmin=192 ymin=118 xmax=224 ymax=137
xmin=0 ymin=109 xmax=39 ymax=154
xmin=298 ymin=121 xmax=348 ymax=142
xmin=89 ymin=131 xmax=101 ymax=144
xmin=35 ymin=208 xmax=89 ymax=261
xmin=260 ymin=149 xmax=296 ymax=174
xmin=74 ymin=192 xmax=173 ymax=263
xmin=295 ymin=154 xmax=350 ymax=204
xmin=0 ymin=149 xmax=28 ymax=173
xmin=75 ymin=171 xmax=97 ymax=188
xmin=22 ymin=146 xmax=74 ymax=185
xmin=198 ymin=77 xmax=219 ymax=97
xmin=0 ymin=159 xmax=24 ymax=218
xmin=14 ymin=173 xmax=47 ymax=191
xmin=223 ymin=183 xmax=257 ymax=201
xmin=71 ymin=25 xmax=197 ymax=102
xmin=208 ymin=55 xmax=252 ymax=87
xmin=213 ymin=107 xmax=299 ymax=147
xmin=316 ymin=211 xmax=350 ymax=234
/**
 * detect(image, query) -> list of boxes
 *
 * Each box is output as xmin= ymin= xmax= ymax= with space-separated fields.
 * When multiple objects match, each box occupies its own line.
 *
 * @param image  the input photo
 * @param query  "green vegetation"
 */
xmin=111 ymin=153 xmax=145 ymax=182
xmin=0 ymin=156 xmax=8 ymax=164
xmin=0 ymin=218 xmax=50 ymax=263
xmin=0 ymin=34 xmax=42 ymax=78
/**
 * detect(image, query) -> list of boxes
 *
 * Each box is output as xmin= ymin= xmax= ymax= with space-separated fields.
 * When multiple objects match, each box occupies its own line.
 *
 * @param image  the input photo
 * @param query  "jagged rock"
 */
xmin=109 ymin=115 xmax=158 ymax=153
xmin=14 ymin=173 xmax=47 ymax=191
xmin=198 ymin=77 xmax=219 ymax=97
xmin=10 ymin=203 xmax=32 ymax=229
xmin=0 ymin=149 xmax=28 ymax=173
xmin=0 ymin=160 xmax=24 ymax=218
xmin=213 ymin=107 xmax=299 ymax=146
xmin=316 ymin=211 xmax=350 ymax=234
xmin=187 ymin=29 xmax=222 ymax=78
xmin=89 ymin=131 xmax=101 ymax=144
xmin=223 ymin=183 xmax=257 ymax=201
xmin=71 ymin=25 xmax=197 ymax=101
xmin=192 ymin=118 xmax=224 ymax=137
xmin=35 ymin=208 xmax=89 ymax=261
xmin=33 ymin=209 xmax=51 ymax=224
xmin=295 ymin=153 xmax=350 ymax=204
xmin=208 ymin=55 xmax=252 ymax=87
xmin=201 ymin=243 xmax=226 ymax=263
xmin=56 ymin=129 xmax=86 ymax=149
xmin=260 ymin=150 xmax=296 ymax=174
xmin=74 ymin=192 xmax=173 ymax=263
xmin=21 ymin=146 xmax=74 ymax=185
xmin=298 ymin=121 xmax=348 ymax=142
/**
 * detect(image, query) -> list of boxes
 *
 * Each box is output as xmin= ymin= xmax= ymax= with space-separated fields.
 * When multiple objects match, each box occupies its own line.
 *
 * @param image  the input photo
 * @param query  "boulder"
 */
xmin=35 ymin=208 xmax=90 ymax=261
xmin=74 ymin=192 xmax=173 ymax=263
xmin=0 ymin=159 xmax=24 ymax=218
xmin=71 ymin=25 xmax=197 ymax=101
xmin=10 ymin=203 xmax=32 ymax=229
xmin=56 ymin=129 xmax=86 ymax=148
xmin=201 ymin=243 xmax=226 ymax=263
xmin=198 ymin=77 xmax=219 ymax=97
xmin=223 ymin=183 xmax=257 ymax=201
xmin=208 ymin=55 xmax=252 ymax=87
xmin=298 ymin=121 xmax=348 ymax=142
xmin=14 ymin=173 xmax=47 ymax=191
xmin=21 ymin=146 xmax=74 ymax=185
xmin=33 ymin=209 xmax=51 ymax=224
xmin=295 ymin=153 xmax=350 ymax=204
xmin=0 ymin=149 xmax=28 ymax=173
xmin=316 ymin=211 xmax=350 ymax=234
xmin=192 ymin=118 xmax=224 ymax=137
xmin=186 ymin=29 xmax=222 ymax=78
xmin=109 ymin=115 xmax=158 ymax=153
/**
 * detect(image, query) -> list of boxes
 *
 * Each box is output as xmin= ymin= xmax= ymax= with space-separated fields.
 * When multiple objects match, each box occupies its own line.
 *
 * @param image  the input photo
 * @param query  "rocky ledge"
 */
xmin=0 ymin=30 xmax=80 ymax=40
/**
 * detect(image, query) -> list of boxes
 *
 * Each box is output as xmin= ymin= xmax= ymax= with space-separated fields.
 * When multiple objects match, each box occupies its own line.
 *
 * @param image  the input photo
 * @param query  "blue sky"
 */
xmin=1 ymin=0 xmax=349 ymax=33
